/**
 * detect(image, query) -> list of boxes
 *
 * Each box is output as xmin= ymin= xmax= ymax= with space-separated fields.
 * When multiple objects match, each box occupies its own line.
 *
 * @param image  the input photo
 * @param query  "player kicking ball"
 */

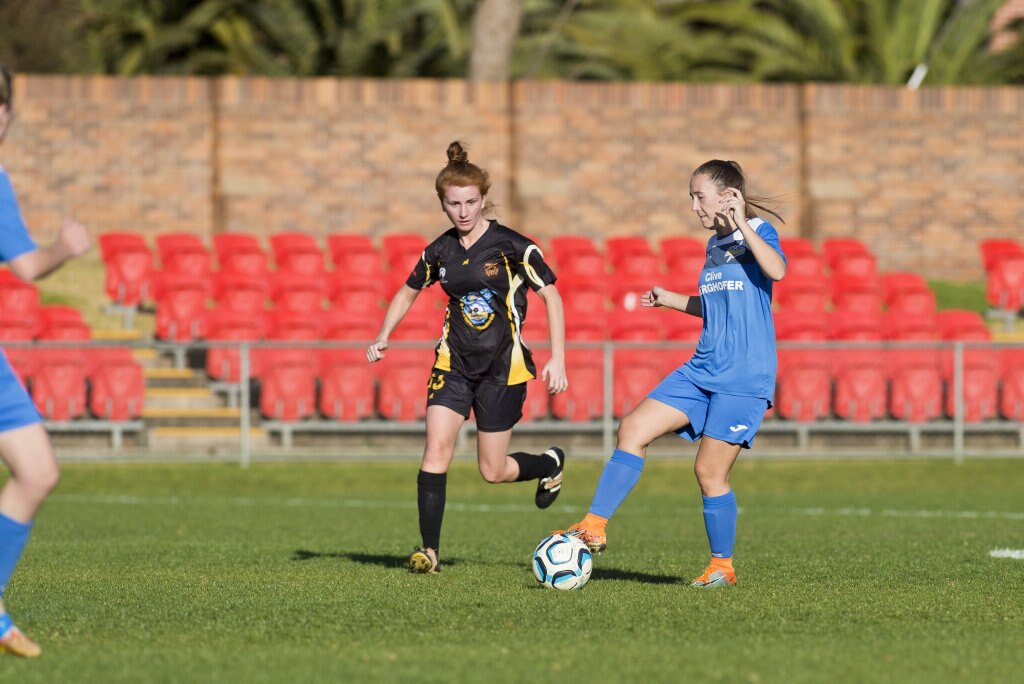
xmin=558 ymin=160 xmax=787 ymax=588
xmin=368 ymin=141 xmax=569 ymax=574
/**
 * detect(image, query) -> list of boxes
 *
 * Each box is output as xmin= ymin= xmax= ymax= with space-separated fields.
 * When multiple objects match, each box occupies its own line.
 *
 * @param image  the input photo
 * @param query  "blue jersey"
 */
xmin=0 ymin=166 xmax=38 ymax=262
xmin=679 ymin=218 xmax=786 ymax=400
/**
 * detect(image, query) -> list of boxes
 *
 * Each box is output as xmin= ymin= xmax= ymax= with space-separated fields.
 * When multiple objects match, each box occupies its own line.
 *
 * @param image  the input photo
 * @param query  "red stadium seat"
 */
xmin=259 ymin=358 xmax=317 ymax=421
xmin=606 ymin=237 xmax=657 ymax=275
xmin=605 ymin=236 xmax=653 ymax=259
xmin=775 ymin=274 xmax=828 ymax=314
xmin=270 ymin=271 xmax=325 ymax=315
xmin=883 ymin=311 xmax=938 ymax=341
xmin=609 ymin=278 xmax=656 ymax=315
xmin=213 ymin=271 xmax=268 ymax=317
xmin=99 ymin=232 xmax=148 ymax=262
xmin=156 ymin=233 xmax=211 ymax=278
xmin=830 ymin=274 xmax=883 ymax=314
xmin=377 ymin=362 xmax=430 ymax=421
xmin=0 ymin=270 xmax=40 ymax=333
xmin=937 ymin=310 xmax=989 ymax=340
xmin=270 ymin=232 xmax=325 ymax=276
xmin=999 ymin=349 xmax=1024 ymax=421
xmin=986 ymin=255 xmax=1024 ymax=312
xmin=99 ymin=239 xmax=153 ymax=305
xmin=613 ymin=252 xmax=661 ymax=278
xmin=325 ymin=273 xmax=383 ymax=313
xmin=775 ymin=352 xmax=831 ymax=421
xmin=881 ymin=272 xmax=931 ymax=307
xmin=660 ymin=237 xmax=706 ymax=261
xmin=828 ymin=311 xmax=883 ymax=341
xmin=520 ymin=349 xmax=551 ymax=423
xmin=945 ymin=360 xmax=999 ymax=422
xmin=560 ymin=276 xmax=609 ymax=326
xmin=551 ymin=236 xmax=605 ymax=277
xmin=213 ymin=233 xmax=268 ymax=276
xmin=779 ymin=238 xmax=816 ymax=257
xmin=832 ymin=349 xmax=887 ymax=422
xmin=153 ymin=272 xmax=209 ymax=342
xmin=31 ymin=361 xmax=87 ymax=420
xmin=980 ymin=239 xmax=1024 ymax=272
xmin=206 ymin=311 xmax=265 ymax=382
xmin=328 ymin=234 xmax=383 ymax=277
xmin=381 ymin=234 xmax=428 ymax=273
xmin=319 ymin=364 xmax=375 ymax=421
xmin=786 ymin=252 xmax=826 ymax=279
xmin=830 ymin=253 xmax=877 ymax=280
xmin=320 ymin=310 xmax=378 ymax=343
xmin=89 ymin=359 xmax=145 ymax=420
xmin=612 ymin=357 xmax=663 ymax=418
xmin=0 ymin=324 xmax=37 ymax=380
xmin=822 ymin=237 xmax=870 ymax=271
xmin=550 ymin=362 xmax=603 ymax=421
xmin=610 ymin=314 xmax=663 ymax=342
xmin=774 ymin=310 xmax=828 ymax=341
xmin=37 ymin=305 xmax=85 ymax=333
xmin=888 ymin=349 xmax=943 ymax=422
xmin=888 ymin=289 xmax=937 ymax=316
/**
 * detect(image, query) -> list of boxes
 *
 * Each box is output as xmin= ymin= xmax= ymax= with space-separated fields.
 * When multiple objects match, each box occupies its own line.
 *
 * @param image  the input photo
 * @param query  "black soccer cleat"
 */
xmin=535 ymin=446 xmax=566 ymax=509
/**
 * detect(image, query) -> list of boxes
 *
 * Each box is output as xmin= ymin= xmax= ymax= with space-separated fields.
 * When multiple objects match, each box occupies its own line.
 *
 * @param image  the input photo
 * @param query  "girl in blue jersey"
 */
xmin=560 ymin=160 xmax=786 ymax=588
xmin=0 ymin=65 xmax=91 ymax=657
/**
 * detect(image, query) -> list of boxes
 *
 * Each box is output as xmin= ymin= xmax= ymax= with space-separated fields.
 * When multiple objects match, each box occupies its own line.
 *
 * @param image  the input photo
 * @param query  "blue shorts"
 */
xmin=0 ymin=351 xmax=42 ymax=433
xmin=647 ymin=370 xmax=769 ymax=449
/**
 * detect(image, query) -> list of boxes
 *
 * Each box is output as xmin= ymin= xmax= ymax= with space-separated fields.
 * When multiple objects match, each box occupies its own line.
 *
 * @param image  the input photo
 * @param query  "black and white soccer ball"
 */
xmin=532 ymin=533 xmax=593 ymax=590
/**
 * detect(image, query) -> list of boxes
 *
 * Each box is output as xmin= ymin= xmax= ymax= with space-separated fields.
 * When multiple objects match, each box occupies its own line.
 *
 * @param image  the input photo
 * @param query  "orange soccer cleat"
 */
xmin=690 ymin=559 xmax=737 ymax=588
xmin=558 ymin=513 xmax=608 ymax=555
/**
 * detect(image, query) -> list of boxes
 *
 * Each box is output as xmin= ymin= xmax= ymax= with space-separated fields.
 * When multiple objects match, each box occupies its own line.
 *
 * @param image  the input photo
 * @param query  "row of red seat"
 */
xmin=980 ymin=239 xmax=1024 ymax=312
xmin=5 ymin=347 xmax=145 ymax=422
xmin=247 ymin=342 xmax=1024 ymax=425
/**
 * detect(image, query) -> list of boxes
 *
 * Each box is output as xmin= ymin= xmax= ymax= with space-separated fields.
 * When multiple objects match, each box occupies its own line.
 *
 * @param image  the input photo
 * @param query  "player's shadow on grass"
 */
xmin=592 ymin=567 xmax=682 ymax=585
xmin=292 ymin=549 xmax=460 ymax=569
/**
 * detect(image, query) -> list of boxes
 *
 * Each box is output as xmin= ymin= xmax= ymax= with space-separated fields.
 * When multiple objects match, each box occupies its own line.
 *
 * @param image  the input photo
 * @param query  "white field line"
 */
xmin=49 ymin=494 xmax=1024 ymax=521
xmin=989 ymin=549 xmax=1024 ymax=560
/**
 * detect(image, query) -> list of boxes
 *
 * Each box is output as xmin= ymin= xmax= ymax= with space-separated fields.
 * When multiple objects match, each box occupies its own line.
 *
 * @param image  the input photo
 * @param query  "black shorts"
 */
xmin=426 ymin=370 xmax=527 ymax=432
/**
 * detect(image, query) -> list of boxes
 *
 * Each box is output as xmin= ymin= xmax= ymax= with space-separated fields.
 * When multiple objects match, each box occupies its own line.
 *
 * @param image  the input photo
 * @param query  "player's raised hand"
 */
xmin=542 ymin=357 xmax=568 ymax=395
xmin=641 ymin=286 xmax=668 ymax=307
xmin=366 ymin=338 xmax=389 ymax=363
xmin=58 ymin=217 xmax=90 ymax=256
xmin=717 ymin=188 xmax=745 ymax=229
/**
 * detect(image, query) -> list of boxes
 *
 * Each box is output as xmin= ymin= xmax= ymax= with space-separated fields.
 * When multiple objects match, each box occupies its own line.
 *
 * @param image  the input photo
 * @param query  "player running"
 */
xmin=558 ymin=159 xmax=787 ymax=588
xmin=367 ymin=141 xmax=569 ymax=574
xmin=0 ymin=65 xmax=91 ymax=657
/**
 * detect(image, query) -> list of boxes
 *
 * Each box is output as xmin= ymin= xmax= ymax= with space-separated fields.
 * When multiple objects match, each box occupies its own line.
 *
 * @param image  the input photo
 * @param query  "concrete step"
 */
xmin=147 ymin=426 xmax=269 ymax=454
xmin=142 ymin=406 xmax=242 ymax=428
xmin=144 ymin=367 xmax=209 ymax=389
xmin=93 ymin=328 xmax=143 ymax=341
xmin=144 ymin=387 xmax=223 ymax=410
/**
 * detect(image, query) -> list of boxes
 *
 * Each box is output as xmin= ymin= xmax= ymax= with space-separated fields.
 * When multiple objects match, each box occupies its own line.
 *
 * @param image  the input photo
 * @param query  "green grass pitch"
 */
xmin=2 ymin=457 xmax=1022 ymax=682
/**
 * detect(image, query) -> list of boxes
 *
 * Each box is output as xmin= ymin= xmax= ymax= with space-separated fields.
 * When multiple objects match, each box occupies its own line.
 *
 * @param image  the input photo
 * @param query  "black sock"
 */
xmin=417 ymin=470 xmax=446 ymax=552
xmin=510 ymin=452 xmax=554 ymax=482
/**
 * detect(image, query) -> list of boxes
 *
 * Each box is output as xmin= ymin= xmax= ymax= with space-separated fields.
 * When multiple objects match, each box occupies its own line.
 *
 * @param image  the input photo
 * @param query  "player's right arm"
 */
xmin=366 ymin=284 xmax=420 ymax=363
xmin=7 ymin=217 xmax=90 ymax=281
xmin=641 ymin=286 xmax=702 ymax=318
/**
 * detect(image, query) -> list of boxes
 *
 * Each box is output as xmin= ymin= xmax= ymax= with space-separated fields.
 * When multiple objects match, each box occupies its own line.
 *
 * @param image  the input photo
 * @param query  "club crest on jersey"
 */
xmin=461 ymin=289 xmax=497 ymax=330
xmin=483 ymin=262 xmax=500 ymax=278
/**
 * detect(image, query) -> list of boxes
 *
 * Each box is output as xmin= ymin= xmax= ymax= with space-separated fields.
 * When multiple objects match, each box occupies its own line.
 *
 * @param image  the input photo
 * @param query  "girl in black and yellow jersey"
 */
xmin=367 ymin=141 xmax=568 ymax=574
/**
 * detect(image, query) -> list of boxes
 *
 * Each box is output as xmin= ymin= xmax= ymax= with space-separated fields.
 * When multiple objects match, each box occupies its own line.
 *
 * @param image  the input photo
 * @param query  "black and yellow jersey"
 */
xmin=406 ymin=220 xmax=556 ymax=384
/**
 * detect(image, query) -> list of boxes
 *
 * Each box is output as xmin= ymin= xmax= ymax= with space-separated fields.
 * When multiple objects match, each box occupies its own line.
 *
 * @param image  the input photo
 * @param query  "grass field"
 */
xmin=2 ymin=457 xmax=1023 ymax=683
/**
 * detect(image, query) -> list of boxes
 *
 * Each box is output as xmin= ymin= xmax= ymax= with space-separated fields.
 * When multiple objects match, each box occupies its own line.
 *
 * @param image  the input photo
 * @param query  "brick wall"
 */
xmin=3 ymin=75 xmax=1023 ymax=280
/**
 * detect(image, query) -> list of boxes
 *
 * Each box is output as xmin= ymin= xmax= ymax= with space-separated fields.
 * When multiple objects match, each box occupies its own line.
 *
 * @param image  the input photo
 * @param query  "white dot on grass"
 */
xmin=989 ymin=549 xmax=1024 ymax=560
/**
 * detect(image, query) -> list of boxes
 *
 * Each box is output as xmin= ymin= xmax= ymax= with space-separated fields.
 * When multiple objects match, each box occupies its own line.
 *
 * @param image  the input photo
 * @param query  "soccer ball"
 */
xmin=532 ymin=533 xmax=593 ymax=590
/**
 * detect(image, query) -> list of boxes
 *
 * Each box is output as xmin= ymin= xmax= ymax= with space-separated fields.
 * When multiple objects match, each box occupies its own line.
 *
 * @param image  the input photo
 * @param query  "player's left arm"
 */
xmin=535 ymin=284 xmax=568 ymax=394
xmin=719 ymin=188 xmax=786 ymax=281
xmin=7 ymin=217 xmax=90 ymax=281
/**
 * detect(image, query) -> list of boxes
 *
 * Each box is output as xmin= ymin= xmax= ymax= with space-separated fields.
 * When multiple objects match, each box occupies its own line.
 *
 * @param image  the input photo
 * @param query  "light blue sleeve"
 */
xmin=0 ymin=169 xmax=38 ymax=264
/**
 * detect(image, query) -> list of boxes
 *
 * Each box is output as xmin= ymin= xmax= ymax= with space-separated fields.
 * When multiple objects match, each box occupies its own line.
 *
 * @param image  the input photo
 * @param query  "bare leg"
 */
xmin=475 ymin=429 xmax=517 ymax=483
xmin=616 ymin=397 xmax=692 ymax=458
xmin=693 ymin=435 xmax=742 ymax=497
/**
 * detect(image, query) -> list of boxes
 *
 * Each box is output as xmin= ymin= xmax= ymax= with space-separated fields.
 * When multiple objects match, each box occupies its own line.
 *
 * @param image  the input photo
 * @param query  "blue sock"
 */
xmin=702 ymin=490 xmax=737 ymax=558
xmin=0 ymin=513 xmax=33 ymax=600
xmin=0 ymin=612 xmax=12 ymax=639
xmin=589 ymin=449 xmax=645 ymax=519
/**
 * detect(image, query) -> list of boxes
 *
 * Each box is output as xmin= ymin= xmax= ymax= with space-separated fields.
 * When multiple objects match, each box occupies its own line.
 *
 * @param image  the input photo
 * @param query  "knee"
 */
xmin=22 ymin=459 xmax=60 ymax=498
xmin=693 ymin=461 xmax=724 ymax=490
xmin=477 ymin=463 xmax=506 ymax=484
xmin=421 ymin=444 xmax=453 ymax=473
xmin=615 ymin=415 xmax=649 ymax=453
